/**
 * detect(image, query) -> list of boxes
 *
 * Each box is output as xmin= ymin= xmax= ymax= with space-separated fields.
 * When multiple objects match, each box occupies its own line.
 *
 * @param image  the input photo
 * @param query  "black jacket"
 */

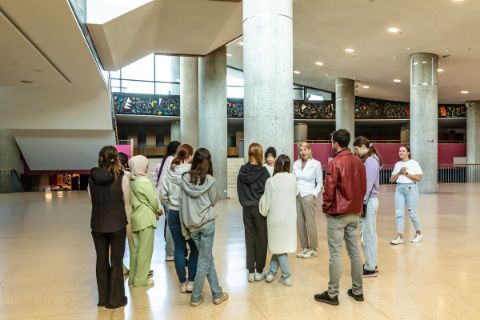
xmin=237 ymin=163 xmax=270 ymax=207
xmin=89 ymin=167 xmax=127 ymax=233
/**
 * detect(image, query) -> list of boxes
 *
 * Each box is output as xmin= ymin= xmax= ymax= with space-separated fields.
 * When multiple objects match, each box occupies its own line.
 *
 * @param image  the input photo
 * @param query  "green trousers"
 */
xmin=129 ymin=226 xmax=155 ymax=287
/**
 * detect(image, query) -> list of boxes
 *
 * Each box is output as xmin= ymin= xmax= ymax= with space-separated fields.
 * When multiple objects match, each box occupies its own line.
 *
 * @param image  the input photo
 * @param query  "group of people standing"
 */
xmin=88 ymin=128 xmax=425 ymax=309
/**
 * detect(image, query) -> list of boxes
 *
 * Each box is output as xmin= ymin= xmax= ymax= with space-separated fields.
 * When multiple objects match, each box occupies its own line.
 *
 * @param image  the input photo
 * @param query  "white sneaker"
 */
xmin=180 ymin=282 xmax=187 ymax=293
xmin=165 ymin=256 xmax=174 ymax=261
xmin=265 ymin=272 xmax=275 ymax=283
xmin=254 ymin=272 xmax=264 ymax=281
xmin=248 ymin=273 xmax=255 ymax=282
xmin=279 ymin=275 xmax=292 ymax=286
xmin=296 ymin=248 xmax=308 ymax=258
xmin=390 ymin=237 xmax=404 ymax=245
xmin=186 ymin=281 xmax=194 ymax=292
xmin=303 ymin=249 xmax=318 ymax=258
xmin=411 ymin=233 xmax=423 ymax=243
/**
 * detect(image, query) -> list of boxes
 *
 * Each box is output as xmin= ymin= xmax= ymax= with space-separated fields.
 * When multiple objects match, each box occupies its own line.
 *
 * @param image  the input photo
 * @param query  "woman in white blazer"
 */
xmin=260 ymin=155 xmax=297 ymax=286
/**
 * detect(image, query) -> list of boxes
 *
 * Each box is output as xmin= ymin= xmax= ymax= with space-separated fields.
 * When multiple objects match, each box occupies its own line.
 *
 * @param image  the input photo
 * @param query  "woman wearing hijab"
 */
xmin=128 ymin=155 xmax=162 ymax=287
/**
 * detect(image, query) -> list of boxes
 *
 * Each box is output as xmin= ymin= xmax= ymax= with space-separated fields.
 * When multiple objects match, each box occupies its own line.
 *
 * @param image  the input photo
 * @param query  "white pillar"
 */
xmin=294 ymin=122 xmax=308 ymax=142
xmin=243 ymin=0 xmax=293 ymax=160
xmin=180 ymin=57 xmax=199 ymax=149
xmin=335 ymin=78 xmax=355 ymax=148
xmin=199 ymin=47 xmax=228 ymax=199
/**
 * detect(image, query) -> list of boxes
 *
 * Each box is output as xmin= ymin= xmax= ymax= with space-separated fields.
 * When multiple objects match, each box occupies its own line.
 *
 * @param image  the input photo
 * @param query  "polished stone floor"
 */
xmin=0 ymin=184 xmax=479 ymax=320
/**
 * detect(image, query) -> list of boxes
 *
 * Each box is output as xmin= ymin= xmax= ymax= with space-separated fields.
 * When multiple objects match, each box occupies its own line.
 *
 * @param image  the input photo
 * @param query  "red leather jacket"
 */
xmin=322 ymin=149 xmax=366 ymax=215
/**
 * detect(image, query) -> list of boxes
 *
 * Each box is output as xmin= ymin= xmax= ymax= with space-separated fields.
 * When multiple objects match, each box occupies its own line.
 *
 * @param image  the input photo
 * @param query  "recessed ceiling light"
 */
xmin=362 ymin=85 xmax=370 ymax=89
xmin=345 ymin=48 xmax=355 ymax=53
xmin=406 ymin=47 xmax=411 ymax=50
xmin=226 ymin=53 xmax=232 ymax=57
xmin=388 ymin=27 xmax=400 ymax=33
xmin=461 ymin=90 xmax=469 ymax=94
xmin=20 ymin=80 xmax=34 ymax=84
xmin=238 ymin=41 xmax=244 ymax=46
xmin=294 ymin=70 xmax=301 ymax=74
xmin=437 ymin=68 xmax=444 ymax=72
xmin=315 ymin=61 xmax=324 ymax=66
xmin=393 ymin=79 xmax=402 ymax=83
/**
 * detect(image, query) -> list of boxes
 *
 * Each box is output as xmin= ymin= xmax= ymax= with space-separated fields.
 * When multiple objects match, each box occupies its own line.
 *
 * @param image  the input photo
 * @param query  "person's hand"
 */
xmin=400 ymin=167 xmax=407 ymax=175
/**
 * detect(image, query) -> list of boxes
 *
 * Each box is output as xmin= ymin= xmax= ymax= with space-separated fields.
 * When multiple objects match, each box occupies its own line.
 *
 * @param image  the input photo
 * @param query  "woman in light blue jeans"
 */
xmin=353 ymin=136 xmax=382 ymax=278
xmin=390 ymin=145 xmax=423 ymax=245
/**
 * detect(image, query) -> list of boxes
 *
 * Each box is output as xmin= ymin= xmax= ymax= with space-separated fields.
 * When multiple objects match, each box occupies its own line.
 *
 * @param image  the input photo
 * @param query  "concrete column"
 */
xmin=294 ymin=122 xmax=308 ymax=142
xmin=171 ymin=121 xmax=180 ymax=142
xmin=466 ymin=101 xmax=480 ymax=182
xmin=243 ymin=0 xmax=293 ymax=160
xmin=335 ymin=78 xmax=355 ymax=148
xmin=180 ymin=57 xmax=199 ymax=149
xmin=400 ymin=124 xmax=410 ymax=144
xmin=410 ymin=53 xmax=438 ymax=193
xmin=199 ymin=47 xmax=227 ymax=199
xmin=0 ymin=129 xmax=23 ymax=193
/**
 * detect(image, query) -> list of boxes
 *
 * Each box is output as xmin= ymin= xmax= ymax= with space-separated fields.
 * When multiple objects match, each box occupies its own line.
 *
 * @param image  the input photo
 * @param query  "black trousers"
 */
xmin=92 ymin=228 xmax=127 ymax=309
xmin=243 ymin=206 xmax=268 ymax=273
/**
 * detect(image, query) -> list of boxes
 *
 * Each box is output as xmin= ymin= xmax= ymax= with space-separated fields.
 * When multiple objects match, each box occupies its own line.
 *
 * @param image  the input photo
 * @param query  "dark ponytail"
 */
xmin=353 ymin=136 xmax=384 ymax=167
xmin=171 ymin=144 xmax=194 ymax=169
xmin=97 ymin=145 xmax=121 ymax=181
xmin=188 ymin=148 xmax=213 ymax=185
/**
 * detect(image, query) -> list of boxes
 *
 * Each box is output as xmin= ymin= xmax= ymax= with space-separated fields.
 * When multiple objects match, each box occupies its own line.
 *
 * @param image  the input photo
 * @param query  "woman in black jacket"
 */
xmin=237 ymin=143 xmax=270 ymax=282
xmin=88 ymin=146 xmax=129 ymax=309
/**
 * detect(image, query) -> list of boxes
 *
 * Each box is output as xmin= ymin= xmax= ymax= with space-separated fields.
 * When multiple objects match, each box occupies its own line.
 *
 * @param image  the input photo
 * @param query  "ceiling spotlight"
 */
xmin=406 ymin=47 xmax=411 ymax=50
xmin=393 ymin=79 xmax=402 ymax=83
xmin=388 ymin=27 xmax=400 ymax=33
xmin=437 ymin=68 xmax=444 ymax=72
xmin=461 ymin=90 xmax=469 ymax=94
xmin=238 ymin=41 xmax=244 ymax=46
xmin=20 ymin=80 xmax=34 ymax=84
xmin=362 ymin=85 xmax=370 ymax=89
xmin=226 ymin=53 xmax=232 ymax=57
xmin=294 ymin=70 xmax=301 ymax=74
xmin=315 ymin=61 xmax=324 ymax=66
xmin=345 ymin=48 xmax=355 ymax=53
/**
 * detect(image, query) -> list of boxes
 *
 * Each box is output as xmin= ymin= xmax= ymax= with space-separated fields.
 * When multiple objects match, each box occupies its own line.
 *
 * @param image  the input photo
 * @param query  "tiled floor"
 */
xmin=0 ymin=184 xmax=479 ymax=320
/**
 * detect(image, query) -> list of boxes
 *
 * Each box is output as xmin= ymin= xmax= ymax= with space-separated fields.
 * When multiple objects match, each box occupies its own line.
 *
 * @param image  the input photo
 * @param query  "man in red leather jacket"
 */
xmin=314 ymin=129 xmax=366 ymax=306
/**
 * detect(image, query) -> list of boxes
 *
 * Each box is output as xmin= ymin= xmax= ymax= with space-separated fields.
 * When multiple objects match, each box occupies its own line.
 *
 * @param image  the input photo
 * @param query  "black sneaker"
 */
xmin=363 ymin=268 xmax=378 ymax=278
xmin=347 ymin=289 xmax=364 ymax=301
xmin=314 ymin=291 xmax=339 ymax=305
xmin=363 ymin=264 xmax=379 ymax=272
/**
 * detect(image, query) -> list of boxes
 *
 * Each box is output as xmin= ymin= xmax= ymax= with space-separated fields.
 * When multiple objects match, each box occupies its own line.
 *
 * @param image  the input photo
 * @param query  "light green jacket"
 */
xmin=130 ymin=177 xmax=160 ymax=232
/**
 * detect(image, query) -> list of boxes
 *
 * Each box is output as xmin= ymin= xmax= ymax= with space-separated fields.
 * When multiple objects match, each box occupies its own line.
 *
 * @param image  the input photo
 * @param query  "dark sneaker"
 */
xmin=347 ymin=289 xmax=364 ymax=301
xmin=363 ymin=268 xmax=378 ymax=278
xmin=314 ymin=291 xmax=339 ymax=305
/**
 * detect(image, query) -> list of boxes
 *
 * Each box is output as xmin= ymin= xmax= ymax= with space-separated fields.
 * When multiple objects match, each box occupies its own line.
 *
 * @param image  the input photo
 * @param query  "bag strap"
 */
xmin=131 ymin=183 xmax=157 ymax=214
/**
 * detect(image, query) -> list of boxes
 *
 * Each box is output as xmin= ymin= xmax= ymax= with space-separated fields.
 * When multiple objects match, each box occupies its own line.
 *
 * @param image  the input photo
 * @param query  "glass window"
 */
xmin=306 ymin=88 xmax=332 ymax=101
xmin=156 ymin=82 xmax=180 ymax=95
xmin=110 ymin=79 xmax=121 ymax=92
xmin=227 ymin=67 xmax=244 ymax=86
xmin=227 ymin=86 xmax=244 ymax=99
xmin=155 ymin=55 xmax=179 ymax=82
xmin=110 ymin=69 xmax=121 ymax=79
xmin=293 ymin=87 xmax=304 ymax=100
xmin=121 ymin=54 xmax=154 ymax=81
xmin=122 ymin=80 xmax=154 ymax=94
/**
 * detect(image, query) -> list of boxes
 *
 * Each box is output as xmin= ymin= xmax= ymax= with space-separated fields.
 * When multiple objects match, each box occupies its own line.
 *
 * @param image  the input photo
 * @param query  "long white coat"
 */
xmin=259 ymin=172 xmax=297 ymax=254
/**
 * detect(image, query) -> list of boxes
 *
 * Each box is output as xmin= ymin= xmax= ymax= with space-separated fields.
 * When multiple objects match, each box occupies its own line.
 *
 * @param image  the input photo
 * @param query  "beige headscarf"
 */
xmin=128 ymin=155 xmax=149 ymax=180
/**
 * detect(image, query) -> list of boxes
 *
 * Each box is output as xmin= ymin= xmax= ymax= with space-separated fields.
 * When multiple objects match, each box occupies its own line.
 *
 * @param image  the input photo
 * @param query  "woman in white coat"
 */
xmin=259 ymin=155 xmax=297 ymax=286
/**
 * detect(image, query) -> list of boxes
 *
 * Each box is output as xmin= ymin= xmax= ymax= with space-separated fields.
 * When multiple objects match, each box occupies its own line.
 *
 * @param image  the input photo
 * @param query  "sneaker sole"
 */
xmin=362 ymin=273 xmax=378 ymax=278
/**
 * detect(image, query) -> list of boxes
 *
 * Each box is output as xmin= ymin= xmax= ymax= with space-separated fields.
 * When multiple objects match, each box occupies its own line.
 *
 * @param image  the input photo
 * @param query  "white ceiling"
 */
xmin=228 ymin=0 xmax=480 ymax=103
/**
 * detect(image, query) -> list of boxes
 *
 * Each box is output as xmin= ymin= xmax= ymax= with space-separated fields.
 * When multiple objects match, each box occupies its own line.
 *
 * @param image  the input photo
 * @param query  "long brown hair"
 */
xmin=97 ymin=145 xmax=121 ymax=181
xmin=248 ymin=143 xmax=263 ymax=165
xmin=171 ymin=144 xmax=194 ymax=169
xmin=189 ymin=148 xmax=213 ymax=185
xmin=273 ymin=154 xmax=291 ymax=176
xmin=353 ymin=136 xmax=384 ymax=167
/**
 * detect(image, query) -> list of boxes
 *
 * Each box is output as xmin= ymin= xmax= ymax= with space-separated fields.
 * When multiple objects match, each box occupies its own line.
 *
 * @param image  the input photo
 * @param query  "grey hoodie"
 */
xmin=179 ymin=173 xmax=220 ymax=237
xmin=160 ymin=163 xmax=191 ymax=211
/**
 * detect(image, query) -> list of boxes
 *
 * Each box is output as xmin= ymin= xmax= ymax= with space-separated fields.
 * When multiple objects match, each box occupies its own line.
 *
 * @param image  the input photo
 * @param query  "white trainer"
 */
xmin=303 ymin=249 xmax=318 ymax=258
xmin=265 ymin=272 xmax=275 ymax=283
xmin=248 ymin=273 xmax=255 ymax=282
xmin=180 ymin=282 xmax=187 ymax=293
xmin=254 ymin=272 xmax=264 ymax=281
xmin=296 ymin=248 xmax=308 ymax=258
xmin=411 ymin=233 xmax=423 ymax=243
xmin=390 ymin=237 xmax=404 ymax=245
xmin=186 ymin=281 xmax=194 ymax=292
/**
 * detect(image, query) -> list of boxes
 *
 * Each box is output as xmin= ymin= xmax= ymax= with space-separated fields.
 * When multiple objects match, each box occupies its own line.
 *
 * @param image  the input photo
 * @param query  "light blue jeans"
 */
xmin=189 ymin=222 xmax=223 ymax=303
xmin=268 ymin=254 xmax=291 ymax=278
xmin=395 ymin=183 xmax=421 ymax=234
xmin=361 ymin=198 xmax=378 ymax=271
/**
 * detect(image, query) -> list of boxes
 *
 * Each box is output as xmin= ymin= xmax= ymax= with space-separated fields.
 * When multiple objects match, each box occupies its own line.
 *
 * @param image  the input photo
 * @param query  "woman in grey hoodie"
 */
xmin=160 ymin=144 xmax=198 ymax=293
xmin=179 ymin=148 xmax=228 ymax=307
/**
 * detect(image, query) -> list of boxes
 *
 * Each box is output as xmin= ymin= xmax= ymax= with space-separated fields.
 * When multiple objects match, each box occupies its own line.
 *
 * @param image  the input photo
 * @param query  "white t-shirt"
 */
xmin=264 ymin=164 xmax=274 ymax=177
xmin=391 ymin=159 xmax=423 ymax=184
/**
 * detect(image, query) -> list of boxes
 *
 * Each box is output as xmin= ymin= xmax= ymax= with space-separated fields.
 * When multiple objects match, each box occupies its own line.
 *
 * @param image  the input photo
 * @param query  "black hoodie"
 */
xmin=237 ymin=162 xmax=270 ymax=207
xmin=89 ymin=167 xmax=127 ymax=233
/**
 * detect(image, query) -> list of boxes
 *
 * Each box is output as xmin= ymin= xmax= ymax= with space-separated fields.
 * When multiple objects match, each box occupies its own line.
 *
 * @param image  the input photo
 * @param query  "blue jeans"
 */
xmin=361 ymin=198 xmax=378 ymax=271
xmin=395 ymin=183 xmax=421 ymax=234
xmin=269 ymin=254 xmax=291 ymax=278
xmin=168 ymin=210 xmax=198 ymax=283
xmin=189 ymin=222 xmax=223 ymax=303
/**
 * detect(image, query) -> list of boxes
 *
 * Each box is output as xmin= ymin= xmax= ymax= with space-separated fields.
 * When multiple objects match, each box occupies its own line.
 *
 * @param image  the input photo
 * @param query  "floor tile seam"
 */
xmin=249 ymin=297 xmax=270 ymax=320
xmin=0 ymin=264 xmax=21 ymax=287
xmin=363 ymin=299 xmax=394 ymax=320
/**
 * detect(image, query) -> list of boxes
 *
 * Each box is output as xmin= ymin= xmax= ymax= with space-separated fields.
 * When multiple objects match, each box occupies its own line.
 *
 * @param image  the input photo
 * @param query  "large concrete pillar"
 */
xmin=335 ymin=78 xmax=355 ymax=148
xmin=400 ymin=124 xmax=410 ymax=144
xmin=294 ymin=122 xmax=308 ymax=142
xmin=180 ymin=57 xmax=199 ymax=149
xmin=171 ymin=121 xmax=180 ymax=142
xmin=466 ymin=101 xmax=480 ymax=182
xmin=243 ymin=0 xmax=293 ymax=160
xmin=199 ymin=47 xmax=227 ymax=199
xmin=410 ymin=53 xmax=438 ymax=193
xmin=0 ymin=129 xmax=23 ymax=193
